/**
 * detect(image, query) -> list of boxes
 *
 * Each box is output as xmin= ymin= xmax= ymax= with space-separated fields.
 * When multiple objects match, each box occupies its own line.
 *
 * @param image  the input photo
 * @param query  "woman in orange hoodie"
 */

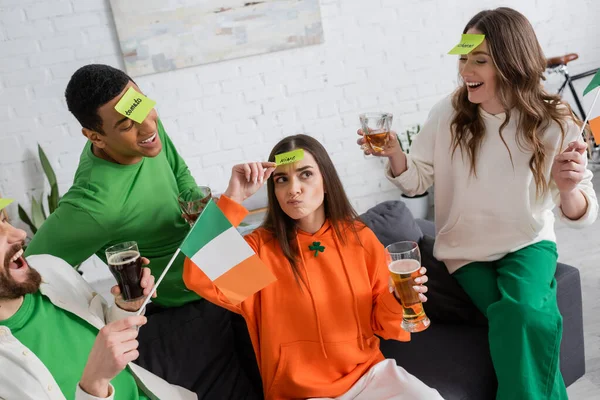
xmin=183 ymin=135 xmax=442 ymax=400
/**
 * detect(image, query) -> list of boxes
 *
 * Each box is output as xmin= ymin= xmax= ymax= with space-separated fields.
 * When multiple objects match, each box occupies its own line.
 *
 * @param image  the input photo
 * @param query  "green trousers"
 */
xmin=453 ymin=241 xmax=568 ymax=400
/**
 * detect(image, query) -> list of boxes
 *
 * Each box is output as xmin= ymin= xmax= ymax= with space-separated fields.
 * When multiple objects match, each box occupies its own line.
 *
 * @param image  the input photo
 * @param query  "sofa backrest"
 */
xmin=359 ymin=200 xmax=423 ymax=246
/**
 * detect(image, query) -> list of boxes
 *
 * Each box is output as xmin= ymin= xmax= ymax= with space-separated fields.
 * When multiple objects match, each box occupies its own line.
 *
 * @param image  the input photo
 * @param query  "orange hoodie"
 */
xmin=183 ymin=196 xmax=410 ymax=400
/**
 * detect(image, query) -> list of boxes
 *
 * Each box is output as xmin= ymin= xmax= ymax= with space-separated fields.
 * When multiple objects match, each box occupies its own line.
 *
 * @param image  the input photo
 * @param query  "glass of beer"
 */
xmin=178 ymin=185 xmax=212 ymax=226
xmin=386 ymin=241 xmax=430 ymax=332
xmin=105 ymin=241 xmax=144 ymax=302
xmin=359 ymin=112 xmax=393 ymax=153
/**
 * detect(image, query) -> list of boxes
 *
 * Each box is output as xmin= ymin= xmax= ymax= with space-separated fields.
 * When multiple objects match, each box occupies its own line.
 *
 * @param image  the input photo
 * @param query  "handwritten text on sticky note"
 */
xmin=275 ymin=149 xmax=304 ymax=166
xmin=114 ymin=87 xmax=157 ymax=124
xmin=448 ymin=34 xmax=486 ymax=55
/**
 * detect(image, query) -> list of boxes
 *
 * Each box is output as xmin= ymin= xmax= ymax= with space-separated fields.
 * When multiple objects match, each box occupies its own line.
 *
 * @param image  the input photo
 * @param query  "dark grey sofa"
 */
xmin=360 ymin=201 xmax=585 ymax=400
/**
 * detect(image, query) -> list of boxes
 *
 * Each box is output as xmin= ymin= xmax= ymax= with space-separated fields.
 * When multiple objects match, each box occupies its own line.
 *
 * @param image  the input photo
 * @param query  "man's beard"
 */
xmin=0 ymin=244 xmax=42 ymax=299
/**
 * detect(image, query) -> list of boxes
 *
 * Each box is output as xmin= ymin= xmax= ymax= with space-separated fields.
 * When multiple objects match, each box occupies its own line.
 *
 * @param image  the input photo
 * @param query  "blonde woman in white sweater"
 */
xmin=357 ymin=7 xmax=598 ymax=400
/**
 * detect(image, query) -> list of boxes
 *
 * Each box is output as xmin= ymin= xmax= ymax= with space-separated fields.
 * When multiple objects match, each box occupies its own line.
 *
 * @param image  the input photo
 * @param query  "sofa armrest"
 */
xmin=555 ymin=263 xmax=586 ymax=386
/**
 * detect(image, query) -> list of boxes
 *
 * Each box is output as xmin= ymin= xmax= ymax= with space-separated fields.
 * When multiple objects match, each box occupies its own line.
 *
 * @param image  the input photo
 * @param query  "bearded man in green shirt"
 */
xmin=24 ymin=64 xmax=262 ymax=399
xmin=0 ymin=198 xmax=195 ymax=399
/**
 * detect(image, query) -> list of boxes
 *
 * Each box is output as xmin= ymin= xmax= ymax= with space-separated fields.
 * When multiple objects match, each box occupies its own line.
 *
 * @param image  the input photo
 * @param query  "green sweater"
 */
xmin=25 ymin=120 xmax=200 ymax=307
xmin=1 ymin=292 xmax=148 ymax=399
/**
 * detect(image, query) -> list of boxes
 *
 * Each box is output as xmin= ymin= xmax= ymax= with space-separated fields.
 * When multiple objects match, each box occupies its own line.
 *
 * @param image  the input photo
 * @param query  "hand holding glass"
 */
xmin=178 ymin=185 xmax=212 ymax=225
xmin=386 ymin=241 xmax=430 ymax=333
xmin=106 ymin=241 xmax=144 ymax=302
xmin=359 ymin=112 xmax=393 ymax=153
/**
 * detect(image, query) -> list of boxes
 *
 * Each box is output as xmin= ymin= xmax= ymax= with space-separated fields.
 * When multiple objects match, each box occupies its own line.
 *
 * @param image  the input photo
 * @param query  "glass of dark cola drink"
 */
xmin=105 ymin=241 xmax=144 ymax=302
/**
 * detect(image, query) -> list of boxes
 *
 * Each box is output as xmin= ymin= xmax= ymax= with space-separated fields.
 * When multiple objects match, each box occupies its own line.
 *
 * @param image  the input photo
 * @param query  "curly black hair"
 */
xmin=65 ymin=64 xmax=132 ymax=134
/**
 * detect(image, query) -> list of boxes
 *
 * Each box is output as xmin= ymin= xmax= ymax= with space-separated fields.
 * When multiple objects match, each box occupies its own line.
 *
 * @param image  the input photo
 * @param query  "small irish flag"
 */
xmin=583 ymin=69 xmax=600 ymax=96
xmin=590 ymin=116 xmax=600 ymax=144
xmin=181 ymin=200 xmax=275 ymax=305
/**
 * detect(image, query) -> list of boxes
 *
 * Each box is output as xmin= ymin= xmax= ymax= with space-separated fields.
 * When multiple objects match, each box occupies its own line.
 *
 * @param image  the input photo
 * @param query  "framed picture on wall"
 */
xmin=109 ymin=0 xmax=325 ymax=77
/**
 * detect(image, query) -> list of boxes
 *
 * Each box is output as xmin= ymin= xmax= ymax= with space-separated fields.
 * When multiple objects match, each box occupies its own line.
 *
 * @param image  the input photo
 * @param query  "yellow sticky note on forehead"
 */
xmin=114 ymin=87 xmax=156 ymax=124
xmin=448 ymin=34 xmax=486 ymax=55
xmin=0 ymin=198 xmax=14 ymax=210
xmin=275 ymin=149 xmax=304 ymax=166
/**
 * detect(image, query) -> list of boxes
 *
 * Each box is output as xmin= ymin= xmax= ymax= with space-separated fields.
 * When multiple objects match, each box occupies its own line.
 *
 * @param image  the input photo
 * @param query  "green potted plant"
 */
xmin=18 ymin=144 xmax=61 ymax=234
xmin=397 ymin=124 xmax=430 ymax=219
xmin=18 ymin=145 xmax=81 ymax=272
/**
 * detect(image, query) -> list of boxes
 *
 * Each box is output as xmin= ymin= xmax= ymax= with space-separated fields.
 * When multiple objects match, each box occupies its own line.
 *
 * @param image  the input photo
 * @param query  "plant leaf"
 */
xmin=38 ymin=144 xmax=57 ymax=188
xmin=40 ymin=193 xmax=47 ymax=220
xmin=30 ymin=195 xmax=46 ymax=230
xmin=48 ymin=184 xmax=59 ymax=213
xmin=18 ymin=204 xmax=37 ymax=234
xmin=397 ymin=134 xmax=404 ymax=152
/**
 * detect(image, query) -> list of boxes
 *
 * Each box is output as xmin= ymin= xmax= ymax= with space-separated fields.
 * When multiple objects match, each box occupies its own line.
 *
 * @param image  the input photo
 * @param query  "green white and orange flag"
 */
xmin=589 ymin=116 xmax=600 ymax=144
xmin=583 ymin=69 xmax=600 ymax=96
xmin=180 ymin=200 xmax=275 ymax=305
xmin=578 ymin=69 xmax=600 ymax=152
xmin=136 ymin=199 xmax=276 ymax=314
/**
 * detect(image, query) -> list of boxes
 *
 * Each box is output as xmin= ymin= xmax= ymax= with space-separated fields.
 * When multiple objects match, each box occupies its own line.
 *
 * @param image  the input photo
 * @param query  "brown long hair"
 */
xmin=263 ymin=134 xmax=361 ymax=284
xmin=451 ymin=7 xmax=580 ymax=196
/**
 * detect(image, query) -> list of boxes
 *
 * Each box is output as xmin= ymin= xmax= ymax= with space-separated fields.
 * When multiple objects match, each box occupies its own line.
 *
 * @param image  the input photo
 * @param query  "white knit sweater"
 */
xmin=387 ymin=95 xmax=598 ymax=273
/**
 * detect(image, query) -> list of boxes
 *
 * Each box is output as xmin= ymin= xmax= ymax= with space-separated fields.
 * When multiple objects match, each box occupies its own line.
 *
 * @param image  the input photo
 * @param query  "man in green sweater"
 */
xmin=24 ymin=64 xmax=261 ymax=399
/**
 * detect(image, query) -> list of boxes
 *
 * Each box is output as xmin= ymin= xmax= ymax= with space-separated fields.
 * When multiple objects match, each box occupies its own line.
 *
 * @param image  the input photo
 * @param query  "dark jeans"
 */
xmin=135 ymin=299 xmax=263 ymax=399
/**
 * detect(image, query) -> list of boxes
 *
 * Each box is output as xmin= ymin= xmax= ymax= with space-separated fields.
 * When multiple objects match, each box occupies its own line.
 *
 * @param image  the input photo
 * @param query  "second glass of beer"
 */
xmin=178 ymin=185 xmax=212 ymax=226
xmin=105 ymin=241 xmax=144 ymax=302
xmin=386 ymin=241 xmax=431 ymax=332
xmin=359 ymin=112 xmax=393 ymax=153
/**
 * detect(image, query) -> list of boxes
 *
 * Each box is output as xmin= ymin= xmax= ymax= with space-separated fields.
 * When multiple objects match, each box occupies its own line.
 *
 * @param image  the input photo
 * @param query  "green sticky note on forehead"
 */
xmin=0 ymin=198 xmax=14 ymax=210
xmin=275 ymin=149 xmax=304 ymax=166
xmin=448 ymin=34 xmax=486 ymax=55
xmin=114 ymin=87 xmax=157 ymax=124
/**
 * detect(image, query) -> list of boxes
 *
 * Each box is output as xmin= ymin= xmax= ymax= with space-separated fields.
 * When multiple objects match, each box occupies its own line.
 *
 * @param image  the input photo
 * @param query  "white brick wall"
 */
xmin=2 ymin=0 xmax=600 ymax=231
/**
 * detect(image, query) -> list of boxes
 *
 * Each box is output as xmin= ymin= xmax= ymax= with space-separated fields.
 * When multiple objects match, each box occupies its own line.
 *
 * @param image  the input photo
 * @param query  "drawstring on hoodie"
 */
xmin=332 ymin=234 xmax=365 ymax=351
xmin=296 ymin=236 xmax=329 ymax=358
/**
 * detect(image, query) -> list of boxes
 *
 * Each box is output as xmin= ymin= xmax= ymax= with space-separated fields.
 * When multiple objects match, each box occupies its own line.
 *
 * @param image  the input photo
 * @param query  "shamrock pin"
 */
xmin=308 ymin=241 xmax=325 ymax=257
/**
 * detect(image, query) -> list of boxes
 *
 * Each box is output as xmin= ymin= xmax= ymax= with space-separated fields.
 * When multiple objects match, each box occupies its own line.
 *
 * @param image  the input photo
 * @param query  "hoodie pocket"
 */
xmin=435 ymin=213 xmax=537 ymax=260
xmin=268 ymin=337 xmax=380 ymax=398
